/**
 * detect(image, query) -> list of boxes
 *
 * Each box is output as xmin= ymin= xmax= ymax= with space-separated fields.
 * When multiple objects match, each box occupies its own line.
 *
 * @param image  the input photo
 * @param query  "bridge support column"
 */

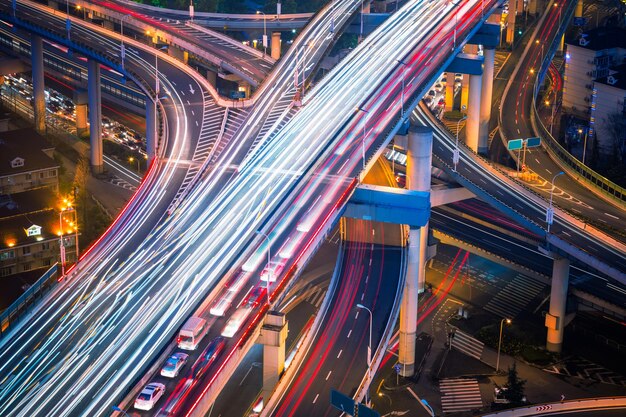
xmin=506 ymin=0 xmax=517 ymax=45
xmin=206 ymin=70 xmax=217 ymax=88
xmin=575 ymin=0 xmax=583 ymax=18
xmin=74 ymin=90 xmax=88 ymax=138
xmin=31 ymin=35 xmax=45 ymax=134
xmin=528 ymin=0 xmax=537 ymax=15
xmin=259 ymin=311 xmax=288 ymax=404
xmin=478 ymin=47 xmax=495 ymax=155
xmin=465 ymin=73 xmax=482 ymax=153
xmin=238 ymin=81 xmax=251 ymax=100
xmin=399 ymin=125 xmax=432 ymax=376
xmin=460 ymin=74 xmax=469 ymax=112
xmin=546 ymin=256 xmax=570 ymax=353
xmin=445 ymin=72 xmax=455 ymax=112
xmin=146 ymin=97 xmax=157 ymax=161
xmin=558 ymin=34 xmax=565 ymax=54
xmin=271 ymin=32 xmax=281 ymax=60
xmin=88 ymin=59 xmax=103 ymax=174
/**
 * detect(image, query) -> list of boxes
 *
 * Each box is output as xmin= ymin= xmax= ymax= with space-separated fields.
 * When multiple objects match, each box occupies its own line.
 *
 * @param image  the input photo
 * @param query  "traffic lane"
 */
xmin=415 ymin=106 xmax=626 ymax=278
xmin=499 ymin=0 xmax=624 ymax=231
xmin=431 ymin=209 xmax=626 ymax=307
xmin=273 ymin=235 xmax=402 ymax=417
xmin=209 ymin=296 xmax=320 ymax=417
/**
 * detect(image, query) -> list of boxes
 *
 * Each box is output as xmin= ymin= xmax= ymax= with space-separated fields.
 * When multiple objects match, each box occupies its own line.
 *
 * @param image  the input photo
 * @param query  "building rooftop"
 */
xmin=0 ymin=128 xmax=57 ymax=177
xmin=595 ymin=64 xmax=626 ymax=90
xmin=571 ymin=26 xmax=626 ymax=51
xmin=0 ymin=188 xmax=56 ymax=219
xmin=0 ymin=207 xmax=66 ymax=250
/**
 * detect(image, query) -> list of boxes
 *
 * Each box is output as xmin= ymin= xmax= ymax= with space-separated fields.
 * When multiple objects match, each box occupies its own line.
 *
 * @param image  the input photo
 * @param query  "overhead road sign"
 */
xmin=331 ymin=389 xmax=355 ymax=415
xmin=526 ymin=137 xmax=541 ymax=147
xmin=507 ymin=138 xmax=524 ymax=150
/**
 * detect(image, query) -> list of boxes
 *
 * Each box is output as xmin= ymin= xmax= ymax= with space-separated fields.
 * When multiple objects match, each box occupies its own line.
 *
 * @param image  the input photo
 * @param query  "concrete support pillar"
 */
xmin=466 ymin=73 xmax=483 ymax=152
xmin=271 ymin=32 xmax=281 ymax=60
xmin=445 ymin=72 xmax=455 ymax=112
xmin=478 ymin=47 xmax=495 ymax=155
xmin=206 ymin=70 xmax=217 ymax=87
xmin=103 ymin=20 xmax=114 ymax=30
xmin=506 ymin=0 xmax=517 ymax=45
xmin=87 ymin=59 xmax=103 ymax=174
xmin=528 ymin=0 xmax=537 ymax=15
xmin=575 ymin=0 xmax=583 ymax=18
xmin=546 ymin=256 xmax=570 ymax=353
xmin=460 ymin=74 xmax=469 ymax=112
xmin=259 ymin=312 xmax=288 ymax=403
xmin=146 ymin=97 xmax=157 ymax=161
xmin=74 ymin=90 xmax=88 ymax=138
xmin=399 ymin=125 xmax=432 ymax=376
xmin=558 ymin=34 xmax=565 ymax=54
xmin=31 ymin=35 xmax=45 ymax=134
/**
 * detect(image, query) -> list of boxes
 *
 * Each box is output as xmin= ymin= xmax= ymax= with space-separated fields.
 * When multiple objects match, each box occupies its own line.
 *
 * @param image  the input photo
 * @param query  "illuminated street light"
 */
xmin=256 ymin=230 xmax=272 ymax=306
xmin=546 ymin=172 xmax=564 ymax=233
xmin=356 ymin=303 xmax=373 ymax=407
xmin=496 ymin=318 xmax=512 ymax=372
xmin=129 ymin=156 xmax=140 ymax=174
xmin=256 ymin=11 xmax=267 ymax=57
xmin=453 ymin=115 xmax=468 ymax=172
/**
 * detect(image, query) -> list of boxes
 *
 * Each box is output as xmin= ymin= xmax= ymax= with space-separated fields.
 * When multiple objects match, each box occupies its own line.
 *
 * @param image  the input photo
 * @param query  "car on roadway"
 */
xmin=260 ymin=260 xmax=286 ymax=283
xmin=160 ymin=352 xmax=189 ymax=378
xmin=192 ymin=336 xmax=227 ymax=380
xmin=134 ymin=382 xmax=165 ymax=410
xmin=242 ymin=285 xmax=267 ymax=308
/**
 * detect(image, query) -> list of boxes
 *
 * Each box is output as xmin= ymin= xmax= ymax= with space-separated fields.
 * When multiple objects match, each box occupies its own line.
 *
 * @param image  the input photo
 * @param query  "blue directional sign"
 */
xmin=230 ymin=91 xmax=246 ymax=99
xmin=526 ymin=137 xmax=541 ymax=148
xmin=507 ymin=139 xmax=524 ymax=151
xmin=573 ymin=17 xmax=587 ymax=26
xmin=394 ymin=364 xmax=402 ymax=374
xmin=358 ymin=403 xmax=381 ymax=417
xmin=331 ymin=389 xmax=355 ymax=415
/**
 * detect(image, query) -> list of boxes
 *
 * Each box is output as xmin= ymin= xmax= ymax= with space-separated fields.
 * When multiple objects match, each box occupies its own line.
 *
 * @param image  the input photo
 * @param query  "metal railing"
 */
xmin=0 ymin=263 xmax=58 ymax=337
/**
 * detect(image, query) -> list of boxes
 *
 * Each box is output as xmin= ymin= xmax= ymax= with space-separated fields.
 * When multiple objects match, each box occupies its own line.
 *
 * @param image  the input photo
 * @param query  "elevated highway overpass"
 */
xmin=0 ymin=0 xmax=623 ymax=416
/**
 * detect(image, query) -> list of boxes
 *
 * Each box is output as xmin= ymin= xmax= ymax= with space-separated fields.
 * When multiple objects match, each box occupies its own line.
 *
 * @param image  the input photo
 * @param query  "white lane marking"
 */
xmin=535 ymin=158 xmax=540 ymax=164
xmin=355 ymin=311 xmax=359 ymax=320
xmin=562 ymin=230 xmax=571 ymax=237
xmin=361 ymin=292 xmax=365 ymax=301
xmin=546 ymin=169 xmax=552 ymax=175
xmin=347 ymin=330 xmax=352 ymax=338
xmin=517 ymin=129 xmax=521 ymax=134
xmin=337 ymin=350 xmax=343 ymax=359
xmin=325 ymin=371 xmax=332 ymax=381
xmin=605 ymin=212 xmax=619 ymax=220
xmin=195 ymin=120 xmax=199 ymax=126
xmin=313 ymin=394 xmax=319 ymax=404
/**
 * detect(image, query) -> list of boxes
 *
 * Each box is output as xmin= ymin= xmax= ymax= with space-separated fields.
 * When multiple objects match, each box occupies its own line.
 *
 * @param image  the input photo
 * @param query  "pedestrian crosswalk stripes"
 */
xmin=484 ymin=275 xmax=545 ymax=319
xmin=303 ymin=285 xmax=327 ymax=308
xmin=439 ymin=378 xmax=482 ymax=413
xmin=451 ymin=330 xmax=484 ymax=360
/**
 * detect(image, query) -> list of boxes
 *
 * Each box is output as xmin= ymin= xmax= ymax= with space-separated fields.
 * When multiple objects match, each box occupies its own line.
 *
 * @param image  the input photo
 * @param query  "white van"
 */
xmin=177 ymin=316 xmax=208 ymax=350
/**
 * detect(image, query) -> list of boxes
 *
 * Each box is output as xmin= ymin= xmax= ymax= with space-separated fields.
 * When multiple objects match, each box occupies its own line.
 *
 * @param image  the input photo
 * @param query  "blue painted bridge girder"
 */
xmin=446 ymin=53 xmax=484 ymax=75
xmin=343 ymin=184 xmax=430 ymax=228
xmin=468 ymin=22 xmax=500 ymax=48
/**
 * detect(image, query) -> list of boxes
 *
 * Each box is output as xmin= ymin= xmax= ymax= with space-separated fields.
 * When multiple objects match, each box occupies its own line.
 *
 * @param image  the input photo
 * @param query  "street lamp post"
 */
xmin=256 ymin=230 xmax=272 ymax=306
xmin=546 ymin=171 xmax=564 ymax=233
xmin=129 ymin=156 xmax=140 ymax=174
xmin=578 ymin=128 xmax=589 ymax=165
xmin=453 ymin=115 xmax=467 ymax=171
xmin=496 ymin=318 xmax=511 ymax=372
xmin=356 ymin=303 xmax=373 ymax=407
xmin=360 ymin=0 xmax=364 ymax=42
xmin=396 ymin=59 xmax=408 ymax=117
xmin=357 ymin=107 xmax=369 ymax=171
xmin=257 ymin=11 xmax=267 ymax=57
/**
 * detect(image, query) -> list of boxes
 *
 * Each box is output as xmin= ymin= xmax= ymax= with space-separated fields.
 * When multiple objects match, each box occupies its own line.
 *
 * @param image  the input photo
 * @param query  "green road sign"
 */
xmin=507 ymin=139 xmax=524 ymax=150
xmin=526 ymin=137 xmax=541 ymax=147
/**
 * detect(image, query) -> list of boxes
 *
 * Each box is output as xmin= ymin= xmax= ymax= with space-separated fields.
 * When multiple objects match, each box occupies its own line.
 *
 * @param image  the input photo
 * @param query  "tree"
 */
xmin=503 ymin=363 xmax=526 ymax=405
